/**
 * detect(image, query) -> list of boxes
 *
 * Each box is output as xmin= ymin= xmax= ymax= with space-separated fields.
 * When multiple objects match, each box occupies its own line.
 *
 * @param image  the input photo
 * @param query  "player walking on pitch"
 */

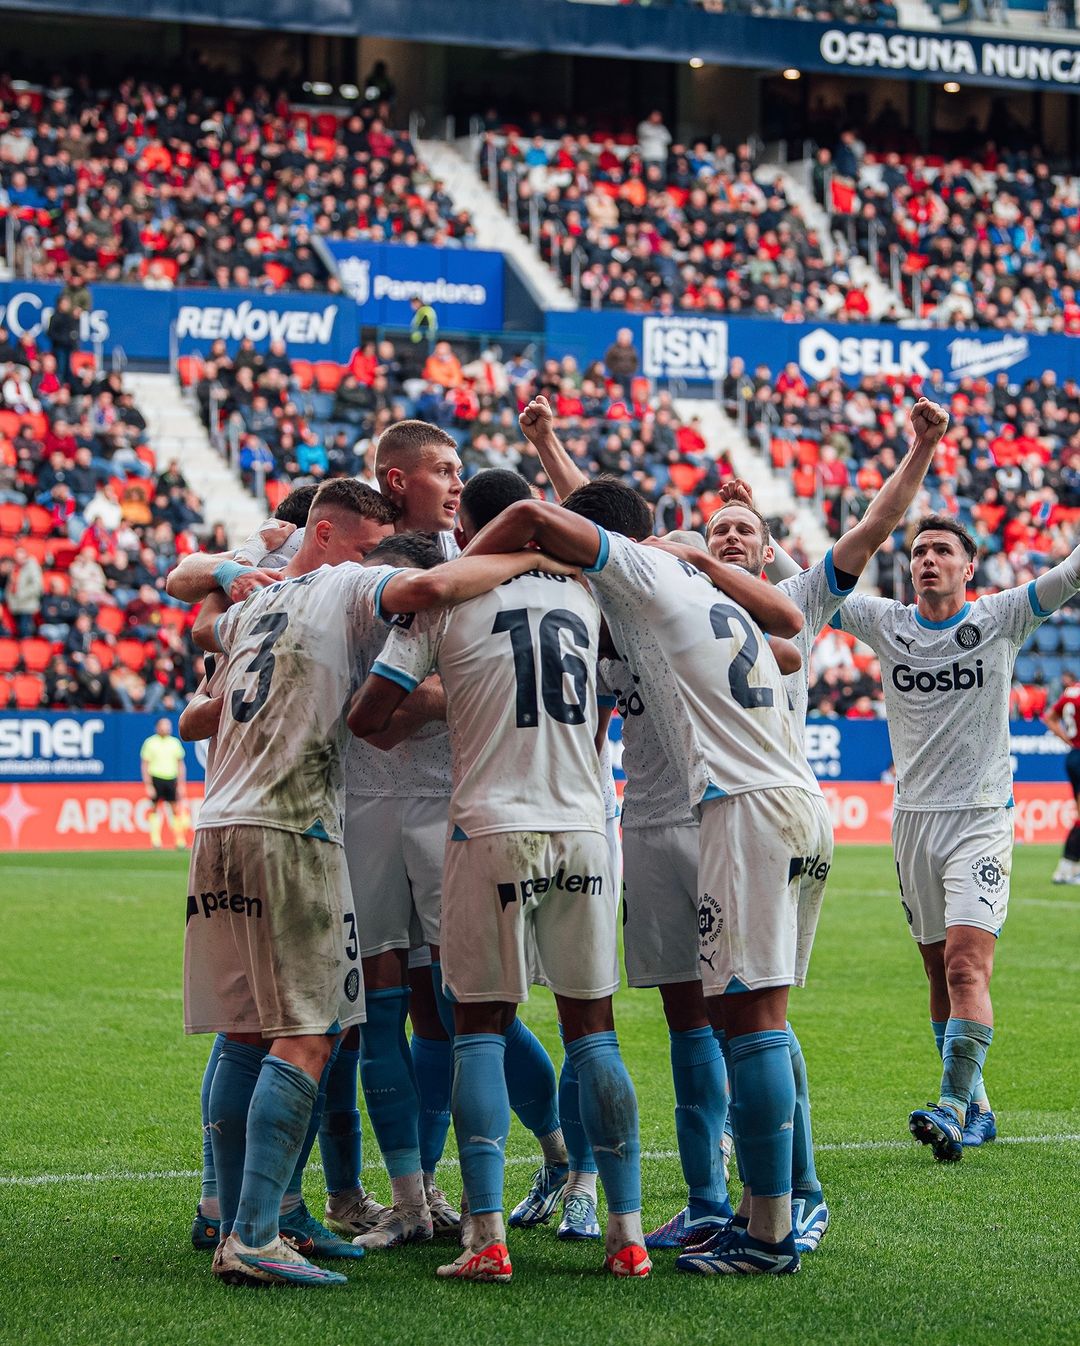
xmin=837 ymin=513 xmax=1080 ymax=1158
xmin=140 ymin=718 xmax=190 ymax=849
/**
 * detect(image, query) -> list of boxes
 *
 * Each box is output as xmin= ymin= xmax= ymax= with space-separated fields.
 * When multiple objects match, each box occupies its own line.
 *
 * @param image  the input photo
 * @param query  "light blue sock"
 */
xmin=200 ymin=1034 xmax=225 ymax=1207
xmin=565 ymin=1031 xmax=641 ymax=1215
xmin=412 ymin=1034 xmax=453 ymax=1174
xmin=933 ymin=1017 xmax=989 ymax=1110
xmin=505 ymin=1017 xmax=561 ymax=1141
xmin=713 ymin=1027 xmax=744 ymax=1186
xmin=940 ymin=1018 xmax=994 ymax=1122
xmin=558 ymin=1028 xmax=596 ymax=1174
xmin=787 ymin=1024 xmax=822 ymax=1199
xmin=430 ymin=962 xmax=457 ymax=1040
xmin=729 ymin=1029 xmax=795 ymax=1200
xmin=670 ymin=1027 xmax=731 ymax=1219
xmin=452 ymin=1033 xmax=509 ymax=1214
xmin=234 ymin=1057 xmax=319 ymax=1248
xmin=208 ymin=1039 xmax=267 ymax=1237
xmin=360 ymin=987 xmax=421 ymax=1178
xmin=319 ymin=1041 xmax=362 ymax=1194
xmin=283 ymin=1042 xmax=339 ymax=1213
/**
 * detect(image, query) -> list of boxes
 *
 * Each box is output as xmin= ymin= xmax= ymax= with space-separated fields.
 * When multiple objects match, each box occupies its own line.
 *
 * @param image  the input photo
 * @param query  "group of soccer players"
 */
xmin=165 ymin=390 xmax=1080 ymax=1288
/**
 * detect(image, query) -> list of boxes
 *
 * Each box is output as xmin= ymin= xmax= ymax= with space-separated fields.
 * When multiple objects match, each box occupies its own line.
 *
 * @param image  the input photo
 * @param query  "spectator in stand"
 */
xmin=604 ymin=328 xmax=640 ymax=383
xmin=7 ymin=544 xmax=43 ymax=637
xmin=636 ymin=109 xmax=673 ymax=166
xmin=46 ymin=294 xmax=80 ymax=388
xmin=422 ymin=340 xmax=465 ymax=389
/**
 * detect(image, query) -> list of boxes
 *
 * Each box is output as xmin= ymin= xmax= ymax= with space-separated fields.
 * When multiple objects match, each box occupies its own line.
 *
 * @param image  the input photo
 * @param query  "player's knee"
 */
xmin=943 ymin=950 xmax=990 ymax=993
xmin=659 ymin=981 xmax=709 ymax=1033
xmin=557 ymin=995 xmax=615 ymax=1041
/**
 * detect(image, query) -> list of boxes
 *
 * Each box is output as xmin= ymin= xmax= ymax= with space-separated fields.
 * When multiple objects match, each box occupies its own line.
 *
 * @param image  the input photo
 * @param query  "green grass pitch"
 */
xmin=1 ymin=845 xmax=1078 ymax=1346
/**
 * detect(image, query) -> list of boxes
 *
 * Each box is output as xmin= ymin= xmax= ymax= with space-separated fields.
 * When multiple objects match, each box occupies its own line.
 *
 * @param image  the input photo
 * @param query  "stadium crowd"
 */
xmin=0 ymin=337 xmax=208 ymax=712
xmin=817 ymin=137 xmax=1080 ymax=332
xmin=481 ymin=121 xmax=859 ymax=317
xmin=0 ymin=72 xmax=471 ymax=291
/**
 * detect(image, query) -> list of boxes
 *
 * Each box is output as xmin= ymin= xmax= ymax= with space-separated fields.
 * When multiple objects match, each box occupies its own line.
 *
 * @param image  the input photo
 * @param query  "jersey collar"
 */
xmin=913 ymin=601 xmax=971 ymax=630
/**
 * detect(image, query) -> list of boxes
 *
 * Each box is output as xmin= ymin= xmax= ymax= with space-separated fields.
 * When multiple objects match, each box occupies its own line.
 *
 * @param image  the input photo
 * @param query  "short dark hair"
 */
xmin=561 ymin=477 xmax=653 ymax=542
xmin=273 ymin=482 xmax=318 ymax=527
xmin=365 ymin=531 xmax=443 ymax=570
xmin=309 ymin=478 xmax=400 ymax=526
xmin=912 ymin=514 xmax=977 ymax=561
xmin=460 ymin=469 xmax=533 ymax=534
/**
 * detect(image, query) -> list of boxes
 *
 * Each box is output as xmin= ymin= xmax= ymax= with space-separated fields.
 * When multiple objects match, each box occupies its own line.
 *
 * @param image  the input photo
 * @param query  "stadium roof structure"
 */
xmin=11 ymin=0 xmax=1080 ymax=95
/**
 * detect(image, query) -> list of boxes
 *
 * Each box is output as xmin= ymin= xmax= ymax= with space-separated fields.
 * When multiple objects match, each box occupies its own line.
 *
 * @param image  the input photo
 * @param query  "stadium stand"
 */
xmin=0 ymin=348 xmax=211 ymax=712
xmin=477 ymin=125 xmax=858 ymax=317
xmin=0 ymin=75 xmax=472 ymax=291
xmin=815 ymin=139 xmax=1080 ymax=331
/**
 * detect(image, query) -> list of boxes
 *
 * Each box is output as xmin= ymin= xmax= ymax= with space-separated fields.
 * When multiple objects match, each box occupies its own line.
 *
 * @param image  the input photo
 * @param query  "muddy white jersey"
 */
xmin=373 ymin=569 xmax=605 ymax=838
xmin=838 ymin=586 xmax=1047 ymax=811
xmin=194 ymin=653 xmax=230 ymax=781
xmin=599 ymin=656 xmax=694 ymax=829
xmin=777 ymin=549 xmax=857 ymax=733
xmin=586 ymin=529 xmax=820 ymax=807
xmin=198 ymin=563 xmax=400 ymax=842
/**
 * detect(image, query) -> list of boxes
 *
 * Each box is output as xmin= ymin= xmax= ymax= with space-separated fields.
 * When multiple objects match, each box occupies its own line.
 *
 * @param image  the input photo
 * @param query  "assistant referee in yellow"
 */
xmin=140 ymin=717 xmax=190 ymax=849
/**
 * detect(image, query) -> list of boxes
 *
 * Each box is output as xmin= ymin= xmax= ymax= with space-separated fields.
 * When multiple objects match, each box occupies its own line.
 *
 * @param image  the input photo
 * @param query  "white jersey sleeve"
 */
xmin=194 ymin=653 xmax=231 ymax=782
xmin=599 ymin=655 xmax=694 ymax=829
xmin=199 ymin=563 xmax=398 ymax=842
xmin=374 ymin=570 xmax=605 ymax=838
xmin=838 ymin=588 xmax=1044 ymax=810
xmin=586 ymin=529 xmax=820 ymax=807
xmin=778 ymin=549 xmax=857 ymax=731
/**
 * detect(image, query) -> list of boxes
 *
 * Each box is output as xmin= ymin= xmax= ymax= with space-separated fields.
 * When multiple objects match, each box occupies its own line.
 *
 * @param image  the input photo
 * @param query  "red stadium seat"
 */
xmin=291 ymin=360 xmax=314 ymax=390
xmin=0 ymin=502 xmax=23 ymax=537
xmin=265 ymin=479 xmax=291 ymax=512
xmin=0 ymin=674 xmax=11 ymax=708
xmin=19 ymin=638 xmax=53 ymax=673
xmin=11 ymin=672 xmax=44 ymax=709
xmin=177 ymin=355 xmax=205 ymax=387
xmin=90 ymin=639 xmax=115 ymax=670
xmin=116 ymin=638 xmax=149 ymax=671
xmin=0 ymin=638 xmax=19 ymax=673
xmin=158 ymin=607 xmax=189 ymax=636
xmin=25 ymin=505 xmax=55 ymax=538
xmin=95 ymin=606 xmax=126 ymax=637
xmin=313 ymin=361 xmax=344 ymax=392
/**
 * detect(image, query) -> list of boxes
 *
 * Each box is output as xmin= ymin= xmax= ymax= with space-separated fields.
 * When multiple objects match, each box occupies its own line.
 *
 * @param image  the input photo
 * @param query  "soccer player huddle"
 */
xmin=166 ymin=393 xmax=1080 ymax=1289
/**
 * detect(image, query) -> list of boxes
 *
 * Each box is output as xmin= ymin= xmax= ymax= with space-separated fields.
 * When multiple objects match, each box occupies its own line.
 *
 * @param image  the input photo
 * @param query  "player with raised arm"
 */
xmin=837 ymin=514 xmax=1080 ymax=1158
xmin=349 ymin=482 xmax=648 ymax=1284
xmin=700 ymin=397 xmax=948 ymax=1244
xmin=1042 ymin=679 xmax=1080 ymax=884
xmin=184 ymin=478 xmax=569 ymax=1288
xmin=462 ymin=483 xmax=831 ymax=1277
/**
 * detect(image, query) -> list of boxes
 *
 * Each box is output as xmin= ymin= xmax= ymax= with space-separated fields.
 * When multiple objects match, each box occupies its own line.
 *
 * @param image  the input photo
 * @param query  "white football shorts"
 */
xmin=442 ymin=829 xmax=617 ymax=1003
xmin=344 ymin=793 xmax=447 ymax=957
xmin=892 ymin=806 xmax=1013 ymax=944
xmin=697 ymin=787 xmax=833 ymax=996
xmin=621 ymin=822 xmax=701 ymax=987
xmin=184 ymin=825 xmax=365 ymax=1037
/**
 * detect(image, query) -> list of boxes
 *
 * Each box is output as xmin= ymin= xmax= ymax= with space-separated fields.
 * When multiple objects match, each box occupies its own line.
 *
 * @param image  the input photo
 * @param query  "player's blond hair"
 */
xmin=706 ymin=500 xmax=771 ymax=545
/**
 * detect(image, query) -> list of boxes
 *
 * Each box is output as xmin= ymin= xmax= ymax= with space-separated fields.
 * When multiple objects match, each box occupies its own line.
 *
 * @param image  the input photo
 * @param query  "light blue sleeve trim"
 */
xmin=213 ymin=614 xmax=229 ymax=652
xmin=371 ymin=660 xmax=419 ymax=694
xmin=701 ymin=782 xmax=728 ymax=801
xmin=1028 ymin=580 xmax=1053 ymax=619
xmin=824 ymin=547 xmax=856 ymax=597
xmin=582 ymin=523 xmax=609 ymax=574
xmin=373 ymin=568 xmax=403 ymax=624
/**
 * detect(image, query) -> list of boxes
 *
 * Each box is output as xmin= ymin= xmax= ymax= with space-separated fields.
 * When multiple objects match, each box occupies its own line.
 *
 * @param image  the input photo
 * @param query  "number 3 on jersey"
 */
xmin=710 ymin=602 xmax=774 ymax=711
xmin=231 ymin=611 xmax=289 ymax=723
xmin=492 ymin=607 xmax=591 ymax=728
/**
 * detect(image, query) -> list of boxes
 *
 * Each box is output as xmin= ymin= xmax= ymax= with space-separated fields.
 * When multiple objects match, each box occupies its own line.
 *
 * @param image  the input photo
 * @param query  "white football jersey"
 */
xmin=587 ymin=530 xmax=820 ymax=806
xmin=599 ymin=655 xmax=694 ymax=829
xmin=373 ymin=569 xmax=605 ymax=838
xmin=194 ymin=653 xmax=230 ymax=781
xmin=838 ymin=586 xmax=1046 ymax=810
xmin=595 ymin=668 xmax=619 ymax=822
xmin=198 ymin=563 xmax=400 ymax=842
xmin=777 ymin=549 xmax=856 ymax=732
xmin=345 ymin=713 xmax=452 ymax=799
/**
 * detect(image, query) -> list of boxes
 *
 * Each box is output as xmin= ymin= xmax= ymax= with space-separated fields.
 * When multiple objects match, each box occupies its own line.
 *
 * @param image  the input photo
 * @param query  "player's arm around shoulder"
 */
xmin=376 ymin=546 xmax=581 ymax=615
xmin=463 ymin=498 xmax=605 ymax=568
xmin=645 ymin=539 xmax=804 ymax=639
xmin=768 ymin=636 xmax=803 ymax=676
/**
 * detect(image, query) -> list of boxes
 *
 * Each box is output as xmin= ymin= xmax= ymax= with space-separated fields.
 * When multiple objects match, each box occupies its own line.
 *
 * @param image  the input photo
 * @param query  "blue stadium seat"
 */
xmin=1061 ymin=625 xmax=1080 ymax=654
xmin=1042 ymin=654 xmax=1065 ymax=682
xmin=1034 ymin=624 xmax=1060 ymax=653
xmin=1014 ymin=653 xmax=1039 ymax=684
xmin=306 ymin=391 xmax=337 ymax=420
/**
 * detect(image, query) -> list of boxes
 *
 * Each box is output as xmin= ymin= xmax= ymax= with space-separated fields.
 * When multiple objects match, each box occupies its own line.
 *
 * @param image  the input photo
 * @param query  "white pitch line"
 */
xmin=4 ymin=1133 xmax=1080 ymax=1189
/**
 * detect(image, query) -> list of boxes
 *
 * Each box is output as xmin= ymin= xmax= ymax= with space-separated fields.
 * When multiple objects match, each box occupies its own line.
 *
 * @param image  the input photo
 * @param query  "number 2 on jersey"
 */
xmin=231 ymin=612 xmax=289 ymax=723
xmin=709 ymin=602 xmax=775 ymax=710
xmin=492 ymin=607 xmax=590 ymax=728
